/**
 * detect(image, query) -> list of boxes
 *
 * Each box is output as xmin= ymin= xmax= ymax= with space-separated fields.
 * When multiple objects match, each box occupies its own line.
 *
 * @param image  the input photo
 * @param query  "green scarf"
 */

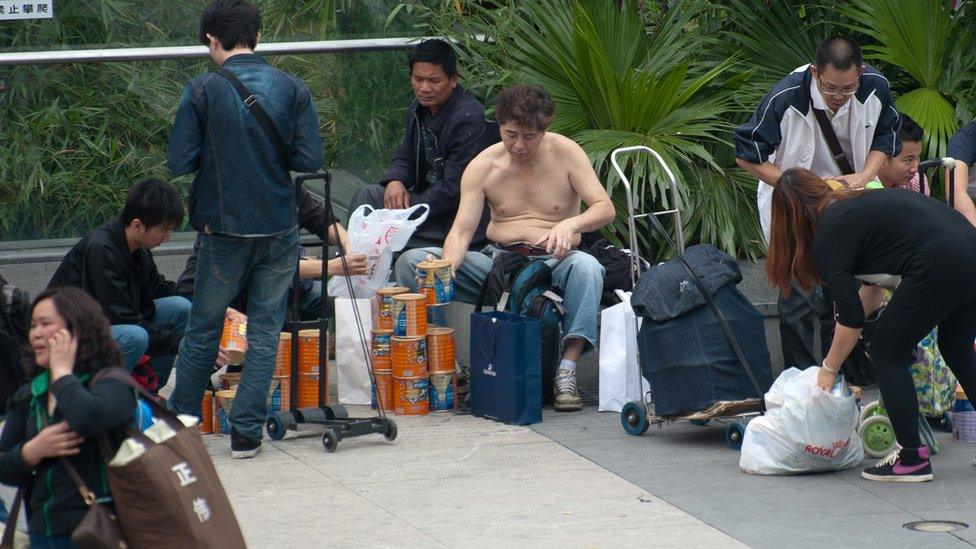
xmin=30 ymin=371 xmax=91 ymax=432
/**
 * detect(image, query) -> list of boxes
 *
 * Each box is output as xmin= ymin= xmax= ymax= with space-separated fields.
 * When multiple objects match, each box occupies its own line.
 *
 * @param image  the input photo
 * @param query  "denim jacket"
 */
xmin=167 ymin=54 xmax=323 ymax=237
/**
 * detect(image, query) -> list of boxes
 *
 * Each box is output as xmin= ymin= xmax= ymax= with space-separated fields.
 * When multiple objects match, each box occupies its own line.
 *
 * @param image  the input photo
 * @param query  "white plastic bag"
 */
xmin=328 ymin=204 xmax=430 ymax=299
xmin=598 ymin=290 xmax=650 ymax=412
xmin=740 ymin=367 xmax=864 ymax=475
xmin=335 ymin=298 xmax=374 ymax=405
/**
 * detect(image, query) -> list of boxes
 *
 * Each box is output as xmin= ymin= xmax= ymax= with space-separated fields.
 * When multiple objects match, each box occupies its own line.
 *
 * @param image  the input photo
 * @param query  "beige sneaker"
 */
xmin=553 ymin=369 xmax=583 ymax=412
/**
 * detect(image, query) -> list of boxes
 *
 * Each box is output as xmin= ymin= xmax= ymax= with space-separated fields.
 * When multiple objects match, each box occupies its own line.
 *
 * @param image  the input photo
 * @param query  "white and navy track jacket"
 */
xmin=733 ymin=64 xmax=902 ymax=241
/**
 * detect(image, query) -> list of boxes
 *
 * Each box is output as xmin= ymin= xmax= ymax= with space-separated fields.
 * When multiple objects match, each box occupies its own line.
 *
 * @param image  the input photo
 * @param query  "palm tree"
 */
xmin=838 ymin=0 xmax=976 ymax=159
xmin=418 ymin=0 xmax=765 ymax=259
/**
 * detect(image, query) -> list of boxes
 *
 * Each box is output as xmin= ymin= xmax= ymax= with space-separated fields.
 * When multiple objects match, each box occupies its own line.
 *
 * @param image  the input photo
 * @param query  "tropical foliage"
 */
xmin=4 ymin=0 xmax=976 ymax=261
xmin=0 ymin=0 xmax=418 ymax=240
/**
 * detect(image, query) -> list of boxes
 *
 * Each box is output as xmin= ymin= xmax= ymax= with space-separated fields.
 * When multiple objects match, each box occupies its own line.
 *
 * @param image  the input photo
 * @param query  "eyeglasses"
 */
xmin=817 ymin=77 xmax=859 ymax=97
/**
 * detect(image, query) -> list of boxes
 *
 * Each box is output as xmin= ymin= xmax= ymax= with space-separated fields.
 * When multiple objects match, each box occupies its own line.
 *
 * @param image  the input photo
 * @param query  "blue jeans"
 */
xmin=394 ymin=246 xmax=604 ymax=350
xmin=111 ymin=295 xmax=191 ymax=386
xmin=297 ymin=280 xmax=323 ymax=322
xmin=170 ymin=229 xmax=299 ymax=440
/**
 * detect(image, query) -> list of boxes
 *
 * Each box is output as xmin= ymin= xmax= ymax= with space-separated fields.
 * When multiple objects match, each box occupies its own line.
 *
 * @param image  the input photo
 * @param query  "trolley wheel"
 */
xmin=265 ymin=412 xmax=288 ymax=441
xmin=322 ymin=428 xmax=341 ymax=452
xmin=620 ymin=401 xmax=649 ymax=436
xmin=941 ymin=411 xmax=953 ymax=433
xmin=689 ymin=419 xmax=710 ymax=426
xmin=859 ymin=400 xmax=885 ymax=424
xmin=381 ymin=418 xmax=398 ymax=441
xmin=859 ymin=415 xmax=897 ymax=458
xmin=725 ymin=421 xmax=746 ymax=451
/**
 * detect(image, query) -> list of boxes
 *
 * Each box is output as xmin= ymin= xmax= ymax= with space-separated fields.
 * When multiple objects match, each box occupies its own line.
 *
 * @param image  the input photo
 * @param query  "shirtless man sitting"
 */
xmin=394 ymin=84 xmax=615 ymax=411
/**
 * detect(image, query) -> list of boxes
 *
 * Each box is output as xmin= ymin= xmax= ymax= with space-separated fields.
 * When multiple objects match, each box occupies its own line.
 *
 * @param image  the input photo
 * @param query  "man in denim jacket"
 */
xmin=166 ymin=0 xmax=323 ymax=458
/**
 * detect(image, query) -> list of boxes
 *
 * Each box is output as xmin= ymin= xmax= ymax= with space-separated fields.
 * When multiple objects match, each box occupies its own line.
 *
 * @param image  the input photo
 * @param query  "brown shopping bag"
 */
xmin=93 ymin=369 xmax=246 ymax=549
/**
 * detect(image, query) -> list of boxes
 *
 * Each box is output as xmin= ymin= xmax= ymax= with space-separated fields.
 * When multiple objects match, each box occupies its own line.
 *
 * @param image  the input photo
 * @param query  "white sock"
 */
xmin=558 ymin=359 xmax=577 ymax=374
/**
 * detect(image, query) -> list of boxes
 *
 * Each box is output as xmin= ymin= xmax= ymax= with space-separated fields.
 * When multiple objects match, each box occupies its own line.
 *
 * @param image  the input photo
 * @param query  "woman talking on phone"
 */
xmin=766 ymin=167 xmax=976 ymax=482
xmin=0 ymin=286 xmax=135 ymax=547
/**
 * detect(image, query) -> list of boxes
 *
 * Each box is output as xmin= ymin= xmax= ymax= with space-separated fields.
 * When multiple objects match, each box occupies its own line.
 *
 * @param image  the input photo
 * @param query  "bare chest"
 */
xmin=484 ymin=164 xmax=579 ymax=219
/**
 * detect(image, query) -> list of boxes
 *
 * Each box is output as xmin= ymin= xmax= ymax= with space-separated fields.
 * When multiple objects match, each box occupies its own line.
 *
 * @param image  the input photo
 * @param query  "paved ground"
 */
xmin=532 ymin=404 xmax=976 ymax=549
xmin=190 ymin=396 xmax=976 ymax=549
xmin=204 ymin=408 xmax=743 ymax=548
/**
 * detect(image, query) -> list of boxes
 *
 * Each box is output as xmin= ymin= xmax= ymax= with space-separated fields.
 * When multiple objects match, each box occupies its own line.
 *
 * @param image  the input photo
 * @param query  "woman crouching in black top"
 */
xmin=0 ymin=287 xmax=135 ymax=547
xmin=767 ymin=167 xmax=976 ymax=483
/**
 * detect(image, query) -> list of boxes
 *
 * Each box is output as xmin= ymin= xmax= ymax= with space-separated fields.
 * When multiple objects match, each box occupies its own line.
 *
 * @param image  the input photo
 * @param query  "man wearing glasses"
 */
xmin=732 ymin=36 xmax=901 ymax=372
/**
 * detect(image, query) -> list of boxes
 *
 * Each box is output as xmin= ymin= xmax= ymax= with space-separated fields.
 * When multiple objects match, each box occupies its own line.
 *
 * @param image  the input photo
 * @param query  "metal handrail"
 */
xmin=0 ymin=36 xmax=438 ymax=66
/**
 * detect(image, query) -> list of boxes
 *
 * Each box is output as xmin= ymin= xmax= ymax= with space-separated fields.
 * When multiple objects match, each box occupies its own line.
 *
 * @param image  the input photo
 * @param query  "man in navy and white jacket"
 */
xmin=734 ymin=36 xmax=901 ymax=371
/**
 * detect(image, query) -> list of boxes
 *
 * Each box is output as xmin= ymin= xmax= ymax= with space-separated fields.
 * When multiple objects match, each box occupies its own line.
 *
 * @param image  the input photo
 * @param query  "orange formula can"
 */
xmin=219 ymin=372 xmax=241 ymax=391
xmin=220 ymin=318 xmax=247 ymax=365
xmin=275 ymin=332 xmax=292 ymax=376
xmin=375 ymin=286 xmax=409 ymax=331
xmin=392 ymin=293 xmax=428 ymax=337
xmin=297 ymin=373 xmax=320 ymax=408
xmin=200 ymin=390 xmax=214 ymax=434
xmin=426 ymin=327 xmax=456 ymax=373
xmin=277 ymin=376 xmax=292 ymax=410
xmin=394 ymin=375 xmax=429 ymax=416
xmin=298 ymin=329 xmax=320 ymax=375
xmin=428 ymin=371 xmax=456 ymax=412
xmin=391 ymin=336 xmax=427 ymax=378
xmin=373 ymin=370 xmax=395 ymax=412
xmin=416 ymin=259 xmax=454 ymax=305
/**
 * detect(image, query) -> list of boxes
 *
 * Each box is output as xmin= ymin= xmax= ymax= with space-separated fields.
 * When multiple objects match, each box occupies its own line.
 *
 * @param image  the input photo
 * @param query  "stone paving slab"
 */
xmin=530 ymin=406 xmax=976 ymax=549
xmin=204 ymin=408 xmax=744 ymax=548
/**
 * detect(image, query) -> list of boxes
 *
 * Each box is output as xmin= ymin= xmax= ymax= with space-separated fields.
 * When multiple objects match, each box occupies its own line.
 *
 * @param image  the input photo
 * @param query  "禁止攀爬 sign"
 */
xmin=0 ymin=1 xmax=53 ymax=20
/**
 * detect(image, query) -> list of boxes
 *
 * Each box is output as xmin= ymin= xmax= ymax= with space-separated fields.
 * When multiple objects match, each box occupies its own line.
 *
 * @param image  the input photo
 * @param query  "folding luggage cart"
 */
xmin=609 ymin=146 xmax=764 ymax=449
xmin=265 ymin=172 xmax=397 ymax=452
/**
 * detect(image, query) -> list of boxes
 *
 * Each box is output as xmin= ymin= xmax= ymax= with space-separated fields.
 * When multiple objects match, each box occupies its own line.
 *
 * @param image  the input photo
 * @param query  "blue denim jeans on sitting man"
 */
xmin=110 ymin=295 xmax=191 ymax=387
xmin=394 ymin=246 xmax=604 ymax=351
xmin=169 ymin=229 xmax=299 ymax=441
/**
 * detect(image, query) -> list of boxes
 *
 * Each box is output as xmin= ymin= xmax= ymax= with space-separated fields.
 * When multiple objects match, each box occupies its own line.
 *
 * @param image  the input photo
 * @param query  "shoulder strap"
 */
xmin=214 ymin=68 xmax=289 ymax=169
xmin=0 ymin=487 xmax=24 ymax=548
xmin=60 ymin=458 xmax=96 ymax=506
xmin=92 ymin=368 xmax=186 ymax=434
xmin=812 ymin=108 xmax=855 ymax=175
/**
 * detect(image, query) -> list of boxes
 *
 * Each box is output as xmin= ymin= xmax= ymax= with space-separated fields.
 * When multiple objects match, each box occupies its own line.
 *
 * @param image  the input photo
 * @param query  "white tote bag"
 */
xmin=598 ymin=291 xmax=650 ymax=412
xmin=335 ymin=298 xmax=374 ymax=405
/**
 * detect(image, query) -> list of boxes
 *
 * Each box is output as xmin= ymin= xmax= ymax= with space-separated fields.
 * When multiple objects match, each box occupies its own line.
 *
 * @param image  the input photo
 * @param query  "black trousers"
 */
xmin=778 ymin=281 xmax=834 ymax=369
xmin=871 ymin=284 xmax=976 ymax=450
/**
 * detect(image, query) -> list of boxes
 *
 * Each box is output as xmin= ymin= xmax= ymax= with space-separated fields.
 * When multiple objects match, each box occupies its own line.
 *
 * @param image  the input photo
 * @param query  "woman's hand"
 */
xmin=817 ymin=367 xmax=838 ymax=392
xmin=47 ymin=329 xmax=77 ymax=379
xmin=21 ymin=422 xmax=83 ymax=467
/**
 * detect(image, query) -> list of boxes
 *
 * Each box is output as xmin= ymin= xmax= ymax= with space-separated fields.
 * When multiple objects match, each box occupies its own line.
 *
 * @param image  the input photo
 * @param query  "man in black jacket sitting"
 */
xmin=48 ymin=178 xmax=189 ymax=388
xmin=348 ymin=38 xmax=497 ymax=250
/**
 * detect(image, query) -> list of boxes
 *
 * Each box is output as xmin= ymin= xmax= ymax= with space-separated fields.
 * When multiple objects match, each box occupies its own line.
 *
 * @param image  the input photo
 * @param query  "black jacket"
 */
xmin=48 ymin=219 xmax=180 ymax=356
xmin=0 ymin=373 xmax=135 ymax=537
xmin=175 ymin=185 xmax=333 ymax=301
xmin=381 ymin=85 xmax=497 ymax=247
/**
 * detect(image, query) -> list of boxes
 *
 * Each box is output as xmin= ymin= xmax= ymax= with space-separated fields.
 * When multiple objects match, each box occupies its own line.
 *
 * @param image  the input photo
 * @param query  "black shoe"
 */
xmin=231 ymin=429 xmax=262 ymax=459
xmin=861 ymin=446 xmax=933 ymax=482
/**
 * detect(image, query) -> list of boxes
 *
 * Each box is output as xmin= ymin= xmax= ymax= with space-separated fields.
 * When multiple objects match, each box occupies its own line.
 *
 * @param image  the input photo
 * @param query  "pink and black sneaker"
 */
xmin=861 ymin=446 xmax=933 ymax=483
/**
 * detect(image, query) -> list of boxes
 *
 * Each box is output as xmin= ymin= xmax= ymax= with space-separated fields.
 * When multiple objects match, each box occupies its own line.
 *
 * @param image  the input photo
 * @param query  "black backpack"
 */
xmin=0 ymin=273 xmax=29 ymax=414
xmin=475 ymin=252 xmax=565 ymax=404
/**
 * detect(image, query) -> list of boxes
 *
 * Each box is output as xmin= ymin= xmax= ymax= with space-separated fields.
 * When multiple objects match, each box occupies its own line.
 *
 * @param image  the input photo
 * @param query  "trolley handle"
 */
xmin=609 ymin=146 xmax=685 ymax=289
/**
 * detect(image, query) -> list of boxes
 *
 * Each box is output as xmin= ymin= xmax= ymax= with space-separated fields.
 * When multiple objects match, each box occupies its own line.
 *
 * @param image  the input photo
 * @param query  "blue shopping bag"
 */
xmin=470 ymin=311 xmax=542 ymax=425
